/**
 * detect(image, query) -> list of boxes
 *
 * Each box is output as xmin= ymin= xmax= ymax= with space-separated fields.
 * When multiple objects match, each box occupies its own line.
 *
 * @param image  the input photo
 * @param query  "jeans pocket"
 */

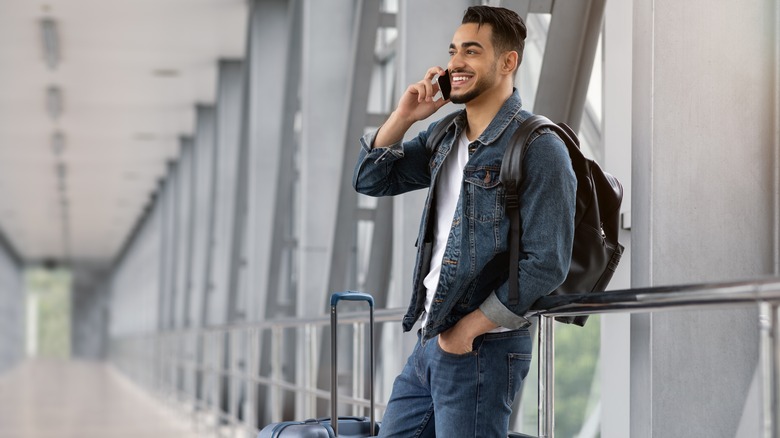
xmin=435 ymin=335 xmax=479 ymax=359
xmin=507 ymin=353 xmax=532 ymax=405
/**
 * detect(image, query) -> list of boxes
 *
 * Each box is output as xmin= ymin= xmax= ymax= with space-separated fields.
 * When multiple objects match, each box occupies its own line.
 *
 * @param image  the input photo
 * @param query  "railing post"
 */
xmin=229 ymin=329 xmax=239 ymax=433
xmin=353 ymin=322 xmax=365 ymax=417
xmin=245 ymin=328 xmax=258 ymax=437
xmin=271 ymin=326 xmax=283 ymax=423
xmin=538 ymin=315 xmax=555 ymax=438
xmin=304 ymin=324 xmax=317 ymax=418
xmin=775 ymin=303 xmax=780 ymax=438
xmin=189 ymin=331 xmax=198 ymax=429
xmin=760 ymin=302 xmax=780 ymax=438
xmin=212 ymin=331 xmax=222 ymax=434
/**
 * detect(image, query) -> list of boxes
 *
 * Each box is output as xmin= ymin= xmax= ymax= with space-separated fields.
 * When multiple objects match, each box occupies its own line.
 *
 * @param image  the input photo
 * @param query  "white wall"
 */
xmin=631 ymin=0 xmax=778 ymax=436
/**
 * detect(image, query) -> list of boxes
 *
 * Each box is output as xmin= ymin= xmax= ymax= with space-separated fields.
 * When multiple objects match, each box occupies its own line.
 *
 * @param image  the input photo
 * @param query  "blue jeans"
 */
xmin=378 ymin=329 xmax=533 ymax=437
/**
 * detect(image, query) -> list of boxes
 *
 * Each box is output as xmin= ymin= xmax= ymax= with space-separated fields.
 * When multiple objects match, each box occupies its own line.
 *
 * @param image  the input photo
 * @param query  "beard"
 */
xmin=449 ymin=62 xmax=498 ymax=104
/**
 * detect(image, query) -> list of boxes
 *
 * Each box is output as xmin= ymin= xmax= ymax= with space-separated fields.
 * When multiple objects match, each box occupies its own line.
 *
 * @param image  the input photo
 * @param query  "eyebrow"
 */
xmin=449 ymin=41 xmax=484 ymax=50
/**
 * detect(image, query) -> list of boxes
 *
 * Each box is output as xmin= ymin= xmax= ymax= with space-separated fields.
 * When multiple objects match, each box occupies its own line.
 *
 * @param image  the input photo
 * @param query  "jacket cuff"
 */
xmin=360 ymin=131 xmax=404 ymax=163
xmin=479 ymin=292 xmax=531 ymax=329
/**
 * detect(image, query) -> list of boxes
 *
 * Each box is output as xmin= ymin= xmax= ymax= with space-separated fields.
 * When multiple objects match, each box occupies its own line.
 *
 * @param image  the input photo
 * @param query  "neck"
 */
xmin=463 ymin=83 xmax=513 ymax=142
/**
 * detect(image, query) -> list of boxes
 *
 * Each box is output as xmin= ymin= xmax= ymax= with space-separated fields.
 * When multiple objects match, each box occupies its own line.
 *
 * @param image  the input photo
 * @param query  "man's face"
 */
xmin=447 ymin=23 xmax=500 ymax=104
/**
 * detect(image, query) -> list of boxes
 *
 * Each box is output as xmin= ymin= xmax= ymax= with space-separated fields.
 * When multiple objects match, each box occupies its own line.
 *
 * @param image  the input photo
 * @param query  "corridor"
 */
xmin=0 ymin=360 xmax=200 ymax=438
xmin=0 ymin=0 xmax=777 ymax=437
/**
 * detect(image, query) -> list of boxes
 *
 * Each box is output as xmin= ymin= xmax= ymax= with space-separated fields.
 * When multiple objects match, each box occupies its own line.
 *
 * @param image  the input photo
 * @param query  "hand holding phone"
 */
xmin=437 ymin=70 xmax=451 ymax=101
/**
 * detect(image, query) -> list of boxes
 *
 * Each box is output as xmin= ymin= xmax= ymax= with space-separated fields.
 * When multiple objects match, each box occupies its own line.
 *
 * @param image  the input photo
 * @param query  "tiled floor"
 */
xmin=0 ymin=359 xmax=202 ymax=438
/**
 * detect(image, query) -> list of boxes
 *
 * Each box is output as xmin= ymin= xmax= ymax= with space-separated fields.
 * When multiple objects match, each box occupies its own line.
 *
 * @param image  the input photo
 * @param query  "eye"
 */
xmin=466 ymin=49 xmax=477 ymax=55
xmin=448 ymin=50 xmax=456 ymax=57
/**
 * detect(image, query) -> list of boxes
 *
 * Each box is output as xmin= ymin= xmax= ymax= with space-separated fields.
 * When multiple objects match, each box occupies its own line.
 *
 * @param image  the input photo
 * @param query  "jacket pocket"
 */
xmin=463 ymin=164 xmax=504 ymax=222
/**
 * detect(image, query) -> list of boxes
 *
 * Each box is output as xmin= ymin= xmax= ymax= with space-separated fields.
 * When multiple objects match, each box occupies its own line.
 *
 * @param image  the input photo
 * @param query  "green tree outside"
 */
xmin=519 ymin=316 xmax=601 ymax=437
xmin=26 ymin=268 xmax=71 ymax=358
xmin=554 ymin=316 xmax=600 ymax=437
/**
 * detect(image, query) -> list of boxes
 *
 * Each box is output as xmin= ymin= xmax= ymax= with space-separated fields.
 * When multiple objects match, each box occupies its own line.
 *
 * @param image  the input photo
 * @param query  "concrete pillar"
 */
xmin=631 ymin=1 xmax=778 ymax=436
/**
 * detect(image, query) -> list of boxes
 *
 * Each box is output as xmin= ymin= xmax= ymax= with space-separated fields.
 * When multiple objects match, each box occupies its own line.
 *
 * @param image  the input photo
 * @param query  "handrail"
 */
xmin=130 ymin=308 xmax=407 ymax=335
xmin=111 ymin=278 xmax=780 ymax=438
xmin=110 ymin=307 xmax=407 ymax=437
xmin=530 ymin=277 xmax=780 ymax=316
xmin=529 ymin=277 xmax=780 ymax=438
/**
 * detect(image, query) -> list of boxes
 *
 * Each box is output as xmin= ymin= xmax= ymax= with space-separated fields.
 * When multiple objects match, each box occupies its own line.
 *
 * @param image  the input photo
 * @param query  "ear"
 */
xmin=501 ymin=51 xmax=519 ymax=76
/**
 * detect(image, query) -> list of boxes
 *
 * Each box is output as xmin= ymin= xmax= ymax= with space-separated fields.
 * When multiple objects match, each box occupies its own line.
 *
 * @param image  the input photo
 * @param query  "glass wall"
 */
xmin=0 ymin=239 xmax=23 ymax=372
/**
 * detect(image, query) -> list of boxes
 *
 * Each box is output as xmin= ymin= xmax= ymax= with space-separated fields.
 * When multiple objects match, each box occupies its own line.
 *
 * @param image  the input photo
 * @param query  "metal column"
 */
xmin=318 ymin=0 xmax=386 ymax=418
xmin=157 ymin=161 xmax=179 ymax=331
xmin=262 ymin=0 xmax=302 ymax=320
xmin=173 ymin=137 xmax=194 ymax=330
xmin=759 ymin=302 xmax=780 ymax=438
xmin=299 ymin=0 xmax=354 ymax=418
xmin=533 ymin=0 xmax=606 ymax=131
xmin=212 ymin=60 xmax=244 ymax=326
xmin=240 ymin=0 xmax=298 ymax=425
xmin=191 ymin=105 xmax=217 ymax=331
xmin=325 ymin=0 xmax=382 ymax=297
xmin=243 ymin=0 xmax=296 ymax=324
xmin=202 ymin=60 xmax=243 ymax=328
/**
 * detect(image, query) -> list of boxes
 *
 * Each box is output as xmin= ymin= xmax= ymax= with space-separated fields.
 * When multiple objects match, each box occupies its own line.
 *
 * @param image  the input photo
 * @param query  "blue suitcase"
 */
xmin=258 ymin=291 xmax=379 ymax=437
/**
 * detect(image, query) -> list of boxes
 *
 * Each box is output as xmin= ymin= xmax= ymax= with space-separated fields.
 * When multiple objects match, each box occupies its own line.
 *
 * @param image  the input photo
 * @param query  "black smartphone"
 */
xmin=437 ymin=70 xmax=451 ymax=100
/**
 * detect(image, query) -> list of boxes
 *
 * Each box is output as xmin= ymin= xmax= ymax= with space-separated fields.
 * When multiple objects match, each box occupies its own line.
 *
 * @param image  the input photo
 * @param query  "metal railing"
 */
xmin=530 ymin=278 xmax=780 ymax=438
xmin=110 ymin=307 xmax=406 ymax=438
xmin=111 ymin=278 xmax=780 ymax=437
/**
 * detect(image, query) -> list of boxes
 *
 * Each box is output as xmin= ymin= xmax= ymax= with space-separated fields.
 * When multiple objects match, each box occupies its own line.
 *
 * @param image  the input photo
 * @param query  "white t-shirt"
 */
xmin=421 ymin=131 xmax=470 ymax=327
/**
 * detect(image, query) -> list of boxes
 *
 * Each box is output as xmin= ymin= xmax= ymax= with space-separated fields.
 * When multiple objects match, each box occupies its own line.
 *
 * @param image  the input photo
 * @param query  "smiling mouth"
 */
xmin=451 ymin=74 xmax=474 ymax=88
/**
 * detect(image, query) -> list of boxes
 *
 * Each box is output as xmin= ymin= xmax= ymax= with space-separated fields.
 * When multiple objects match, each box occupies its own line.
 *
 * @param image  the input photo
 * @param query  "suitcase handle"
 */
xmin=330 ymin=291 xmax=376 ymax=436
xmin=331 ymin=291 xmax=374 ymax=307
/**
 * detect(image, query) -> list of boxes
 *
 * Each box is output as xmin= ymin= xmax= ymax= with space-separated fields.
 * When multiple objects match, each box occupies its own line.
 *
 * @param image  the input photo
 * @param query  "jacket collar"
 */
xmin=451 ymin=88 xmax=523 ymax=146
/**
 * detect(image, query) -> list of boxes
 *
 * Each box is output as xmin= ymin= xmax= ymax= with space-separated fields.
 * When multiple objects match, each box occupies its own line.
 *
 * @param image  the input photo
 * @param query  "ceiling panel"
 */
xmin=0 ymin=0 xmax=247 ymax=262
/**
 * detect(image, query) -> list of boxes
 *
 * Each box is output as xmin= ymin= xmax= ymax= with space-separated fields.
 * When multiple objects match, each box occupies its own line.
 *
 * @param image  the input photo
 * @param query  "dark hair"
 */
xmin=462 ymin=6 xmax=527 ymax=66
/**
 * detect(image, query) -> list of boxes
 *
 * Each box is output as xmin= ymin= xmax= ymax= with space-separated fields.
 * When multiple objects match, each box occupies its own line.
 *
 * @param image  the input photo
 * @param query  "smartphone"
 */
xmin=437 ymin=70 xmax=451 ymax=100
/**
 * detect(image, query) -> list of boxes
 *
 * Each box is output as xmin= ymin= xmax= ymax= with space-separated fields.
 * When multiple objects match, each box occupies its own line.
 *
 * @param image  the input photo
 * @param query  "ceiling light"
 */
xmin=46 ymin=86 xmax=63 ymax=120
xmin=123 ymin=171 xmax=140 ymax=180
xmin=133 ymin=132 xmax=157 ymax=141
xmin=40 ymin=18 xmax=60 ymax=70
xmin=152 ymin=69 xmax=180 ymax=77
xmin=51 ymin=131 xmax=65 ymax=155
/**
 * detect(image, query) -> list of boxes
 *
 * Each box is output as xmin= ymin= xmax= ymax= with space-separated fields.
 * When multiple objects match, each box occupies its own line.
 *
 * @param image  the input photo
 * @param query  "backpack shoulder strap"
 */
xmin=499 ymin=115 xmax=558 ymax=197
xmin=425 ymin=111 xmax=461 ymax=154
xmin=501 ymin=114 xmax=560 ymax=305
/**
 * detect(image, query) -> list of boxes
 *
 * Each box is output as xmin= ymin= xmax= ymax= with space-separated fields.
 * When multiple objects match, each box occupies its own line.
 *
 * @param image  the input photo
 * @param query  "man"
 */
xmin=353 ymin=6 xmax=576 ymax=437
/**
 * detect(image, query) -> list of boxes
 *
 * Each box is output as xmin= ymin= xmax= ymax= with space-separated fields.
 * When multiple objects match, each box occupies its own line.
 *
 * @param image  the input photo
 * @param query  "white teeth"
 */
xmin=453 ymin=76 xmax=470 ymax=83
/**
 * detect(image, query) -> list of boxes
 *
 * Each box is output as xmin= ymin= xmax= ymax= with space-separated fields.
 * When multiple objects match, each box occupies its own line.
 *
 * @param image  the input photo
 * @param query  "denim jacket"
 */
xmin=353 ymin=90 xmax=576 ymax=341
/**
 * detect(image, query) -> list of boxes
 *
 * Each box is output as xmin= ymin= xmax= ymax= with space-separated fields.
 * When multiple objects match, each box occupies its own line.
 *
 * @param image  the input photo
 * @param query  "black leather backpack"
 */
xmin=426 ymin=113 xmax=624 ymax=325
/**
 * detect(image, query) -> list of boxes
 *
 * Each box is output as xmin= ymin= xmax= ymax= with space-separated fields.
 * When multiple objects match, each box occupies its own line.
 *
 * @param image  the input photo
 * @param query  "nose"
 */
xmin=448 ymin=52 xmax=466 ymax=72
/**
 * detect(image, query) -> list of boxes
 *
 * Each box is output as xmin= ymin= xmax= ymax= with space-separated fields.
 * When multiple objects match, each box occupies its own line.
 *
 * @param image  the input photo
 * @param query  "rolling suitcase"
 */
xmin=258 ymin=291 xmax=379 ymax=437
